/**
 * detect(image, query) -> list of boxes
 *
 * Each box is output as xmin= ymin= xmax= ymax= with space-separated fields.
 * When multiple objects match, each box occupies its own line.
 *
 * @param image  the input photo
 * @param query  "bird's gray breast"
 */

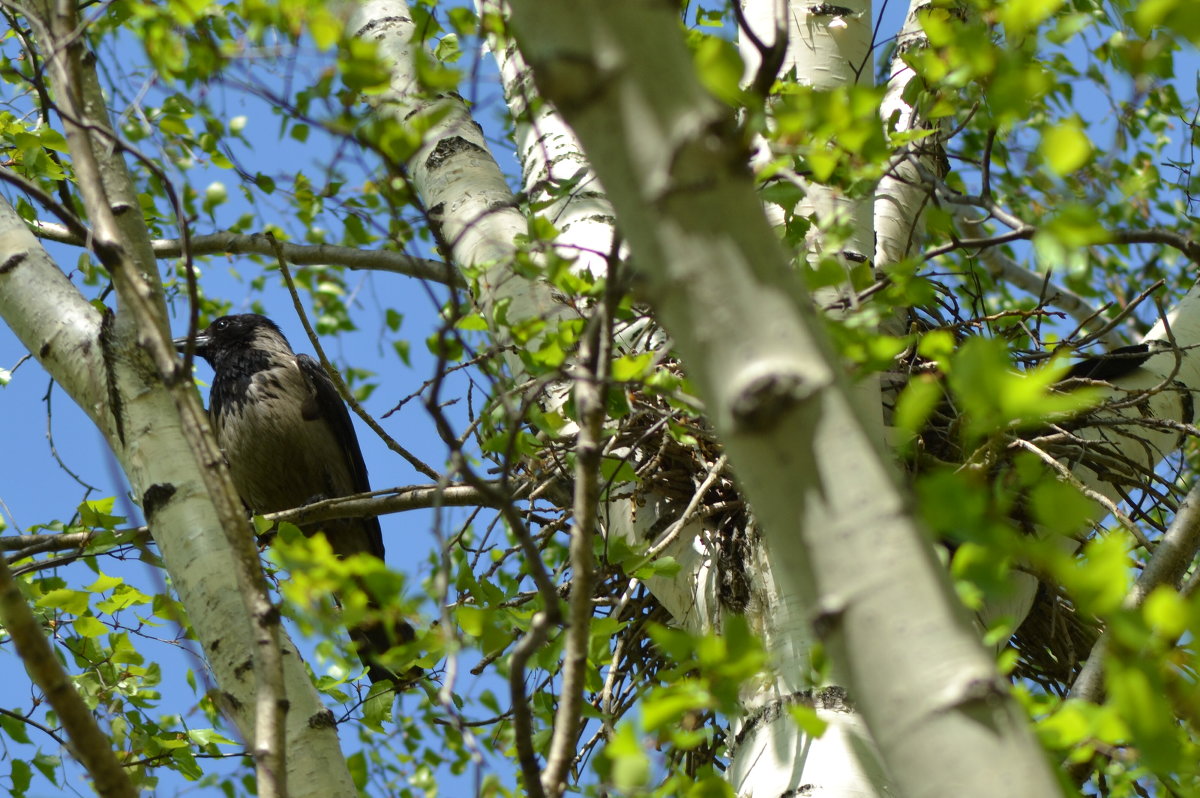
xmin=213 ymin=363 xmax=355 ymax=515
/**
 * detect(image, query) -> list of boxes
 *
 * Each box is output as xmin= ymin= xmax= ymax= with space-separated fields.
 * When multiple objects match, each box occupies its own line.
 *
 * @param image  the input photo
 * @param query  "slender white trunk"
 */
xmin=505 ymin=4 xmax=1062 ymax=797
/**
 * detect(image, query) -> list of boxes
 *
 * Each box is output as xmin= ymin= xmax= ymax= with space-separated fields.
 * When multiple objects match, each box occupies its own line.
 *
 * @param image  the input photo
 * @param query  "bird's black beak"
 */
xmin=173 ymin=332 xmax=210 ymax=355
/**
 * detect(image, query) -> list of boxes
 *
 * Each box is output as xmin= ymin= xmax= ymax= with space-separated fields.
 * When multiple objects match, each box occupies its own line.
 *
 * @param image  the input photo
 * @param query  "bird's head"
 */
xmin=174 ymin=314 xmax=293 ymax=370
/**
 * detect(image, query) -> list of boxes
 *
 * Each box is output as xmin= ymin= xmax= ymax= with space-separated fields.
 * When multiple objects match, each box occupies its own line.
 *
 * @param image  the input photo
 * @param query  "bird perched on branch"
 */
xmin=175 ymin=313 xmax=414 ymax=685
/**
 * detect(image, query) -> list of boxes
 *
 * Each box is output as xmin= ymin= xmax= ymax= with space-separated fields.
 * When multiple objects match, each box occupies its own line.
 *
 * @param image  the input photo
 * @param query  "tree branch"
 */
xmin=273 ymin=242 xmax=442 ymax=481
xmin=1 ymin=483 xmax=508 ymax=559
xmin=1072 ymin=479 xmax=1200 ymax=703
xmin=540 ymin=301 xmax=608 ymax=797
xmin=29 ymin=221 xmax=463 ymax=286
xmin=0 ymin=556 xmax=137 ymax=798
xmin=26 ymin=3 xmax=291 ymax=791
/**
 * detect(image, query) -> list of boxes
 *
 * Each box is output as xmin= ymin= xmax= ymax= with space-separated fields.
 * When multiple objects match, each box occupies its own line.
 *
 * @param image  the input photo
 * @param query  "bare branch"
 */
xmin=273 ymin=241 xmax=442 ymax=481
xmin=29 ymin=221 xmax=463 ymax=286
xmin=541 ymin=301 xmax=608 ymax=797
xmin=2 ymin=483 xmax=506 ymax=559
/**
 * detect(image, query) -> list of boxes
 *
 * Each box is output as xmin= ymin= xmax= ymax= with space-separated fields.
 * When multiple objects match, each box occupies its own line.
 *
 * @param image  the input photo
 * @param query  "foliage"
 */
xmin=0 ymin=0 xmax=1199 ymax=796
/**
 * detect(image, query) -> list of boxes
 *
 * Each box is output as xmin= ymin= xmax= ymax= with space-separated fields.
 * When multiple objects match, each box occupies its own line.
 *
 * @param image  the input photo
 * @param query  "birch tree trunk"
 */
xmin=503 ymin=3 xmax=1063 ymax=797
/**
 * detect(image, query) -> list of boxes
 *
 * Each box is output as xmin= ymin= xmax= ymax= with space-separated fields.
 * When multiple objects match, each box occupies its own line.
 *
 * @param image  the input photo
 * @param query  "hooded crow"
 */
xmin=176 ymin=313 xmax=413 ymax=684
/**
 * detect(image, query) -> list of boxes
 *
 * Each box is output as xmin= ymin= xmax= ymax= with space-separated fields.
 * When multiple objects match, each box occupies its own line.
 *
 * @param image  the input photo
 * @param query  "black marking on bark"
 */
xmin=142 ymin=483 xmax=177 ymax=520
xmin=729 ymin=688 xmax=854 ymax=753
xmin=958 ymin=676 xmax=1006 ymax=708
xmin=258 ymin=604 xmax=282 ymax=626
xmin=39 ymin=341 xmax=51 ymax=359
xmin=308 ymin=708 xmax=338 ymax=729
xmin=352 ymin=15 xmax=410 ymax=40
xmin=0 ymin=252 xmax=27 ymax=274
xmin=99 ymin=308 xmax=126 ymax=445
xmin=716 ymin=519 xmax=753 ymax=613
xmin=730 ymin=371 xmax=811 ymax=433
xmin=234 ymin=658 xmax=254 ymax=679
xmin=425 ymin=135 xmax=484 ymax=171
xmin=1173 ymin=380 xmax=1194 ymax=448
xmin=811 ymin=604 xmax=844 ymax=640
xmin=809 ymin=4 xmax=854 ymax=15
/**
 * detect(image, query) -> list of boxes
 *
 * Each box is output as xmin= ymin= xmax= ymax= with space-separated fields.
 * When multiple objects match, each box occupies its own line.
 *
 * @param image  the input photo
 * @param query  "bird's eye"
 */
xmin=214 ymin=318 xmax=229 ymax=330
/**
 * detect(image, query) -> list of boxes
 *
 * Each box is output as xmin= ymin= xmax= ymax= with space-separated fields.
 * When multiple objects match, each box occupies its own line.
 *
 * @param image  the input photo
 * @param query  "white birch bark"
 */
xmin=474 ymin=0 xmax=719 ymax=632
xmin=4 ymin=4 xmax=355 ymax=790
xmin=736 ymin=2 xmax=892 ymax=792
xmin=346 ymin=0 xmax=561 ymax=335
xmin=478 ymin=6 xmax=614 ymax=279
xmin=874 ymin=0 xmax=940 ymax=271
xmin=741 ymin=0 xmax=874 ymax=271
xmin=504 ymin=3 xmax=1062 ymax=798
xmin=473 ymin=6 xmax=867 ymax=794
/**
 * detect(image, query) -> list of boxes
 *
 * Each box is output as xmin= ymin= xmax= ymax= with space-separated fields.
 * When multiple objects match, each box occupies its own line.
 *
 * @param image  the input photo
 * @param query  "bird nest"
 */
xmin=604 ymin=336 xmax=1191 ymax=702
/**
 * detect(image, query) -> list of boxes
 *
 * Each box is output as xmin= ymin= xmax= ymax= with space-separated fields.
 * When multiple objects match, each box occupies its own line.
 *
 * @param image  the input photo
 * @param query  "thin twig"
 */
xmin=271 ymin=236 xmax=441 ymax=481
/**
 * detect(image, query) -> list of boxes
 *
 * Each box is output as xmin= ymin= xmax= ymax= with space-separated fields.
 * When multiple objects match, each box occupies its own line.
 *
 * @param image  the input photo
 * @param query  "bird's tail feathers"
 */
xmin=345 ymin=584 xmax=421 ymax=686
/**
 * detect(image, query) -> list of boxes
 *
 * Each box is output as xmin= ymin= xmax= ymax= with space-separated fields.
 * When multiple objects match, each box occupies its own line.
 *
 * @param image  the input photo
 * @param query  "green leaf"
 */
xmin=788 ymin=703 xmax=829 ymax=738
xmin=999 ymin=0 xmax=1065 ymax=39
xmin=0 ymin=713 xmax=32 ymax=745
xmin=600 ymin=457 xmax=638 ymax=485
xmin=892 ymin=374 xmax=942 ymax=449
xmin=31 ymin=753 xmax=58 ymax=783
xmin=1038 ymin=700 xmax=1095 ymax=747
xmin=11 ymin=759 xmax=31 ymax=794
xmin=633 ymin=556 xmax=681 ymax=580
xmin=87 ymin=573 xmax=123 ymax=593
xmin=79 ymin=498 xmax=122 ymax=530
xmin=38 ymin=589 xmax=90 ymax=614
xmin=73 ymin=616 xmax=108 ymax=638
xmin=1142 ymin=586 xmax=1187 ymax=639
xmin=457 ymin=605 xmax=485 ymax=637
xmin=603 ymin=723 xmax=650 ymax=791
xmin=309 ymin=8 xmax=341 ymax=50
xmin=188 ymin=728 xmax=236 ymax=746
xmin=693 ymin=36 xmax=744 ymax=106
xmin=1041 ymin=119 xmax=1093 ymax=176
xmin=612 ymin=352 xmax=653 ymax=382
xmin=362 ymin=682 xmax=395 ymax=732
xmin=1029 ymin=479 xmax=1098 ymax=536
xmin=1066 ymin=534 xmax=1131 ymax=616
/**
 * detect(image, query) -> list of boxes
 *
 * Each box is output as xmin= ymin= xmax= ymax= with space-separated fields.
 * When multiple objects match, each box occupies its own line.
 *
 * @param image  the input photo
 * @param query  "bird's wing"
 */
xmin=296 ymin=353 xmax=386 ymax=561
xmin=1064 ymin=342 xmax=1161 ymax=381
